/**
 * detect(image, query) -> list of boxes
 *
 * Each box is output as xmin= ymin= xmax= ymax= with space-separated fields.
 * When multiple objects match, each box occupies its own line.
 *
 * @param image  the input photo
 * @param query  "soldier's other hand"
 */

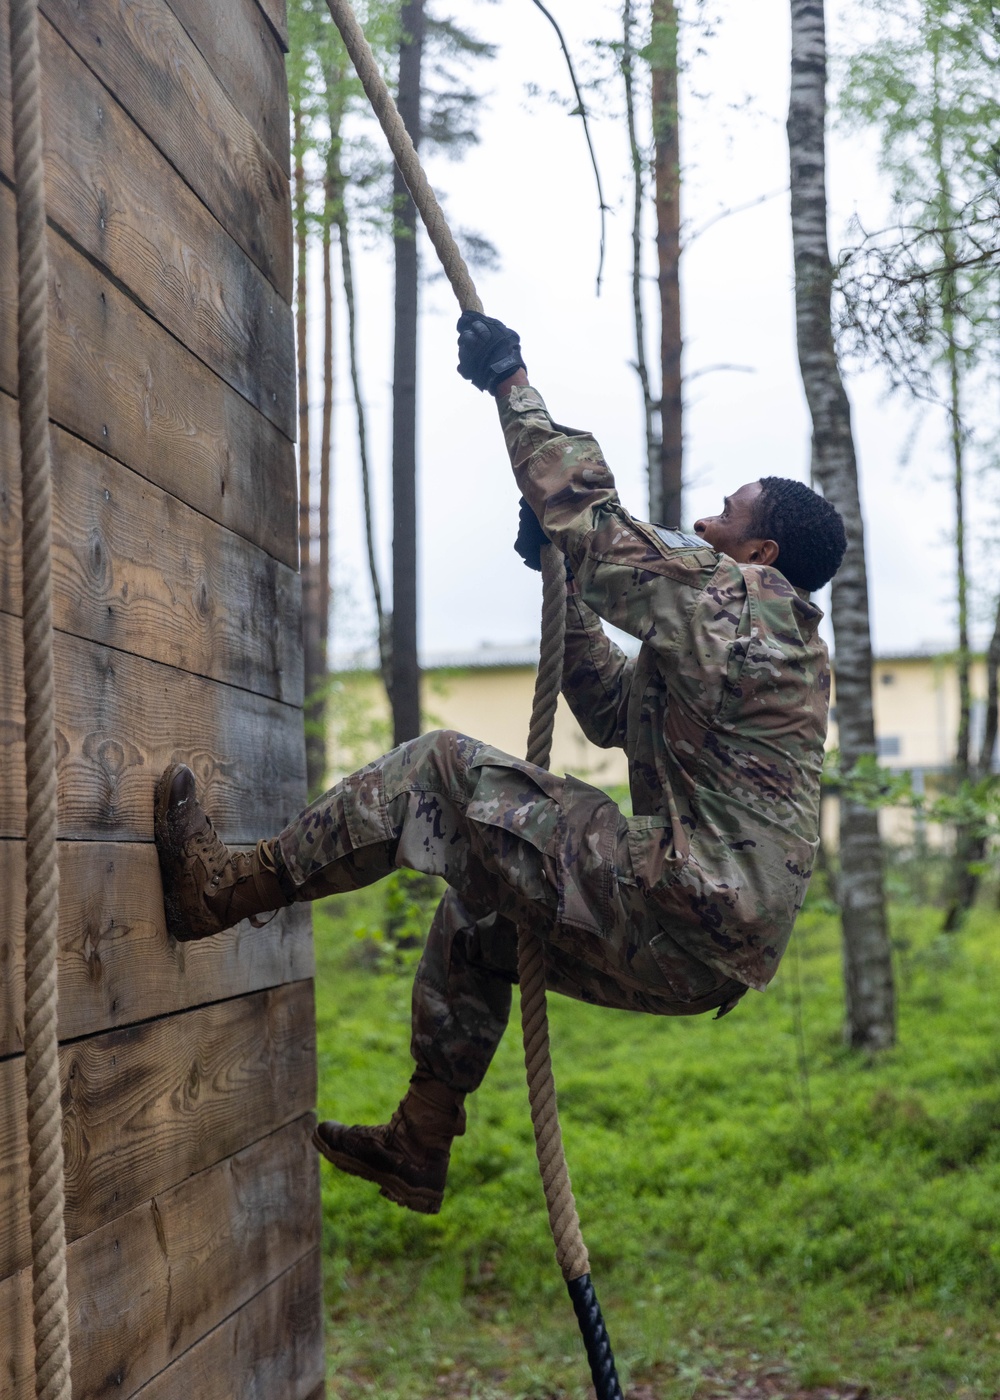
xmin=514 ymin=497 xmax=549 ymax=572
xmin=457 ymin=311 xmax=526 ymax=394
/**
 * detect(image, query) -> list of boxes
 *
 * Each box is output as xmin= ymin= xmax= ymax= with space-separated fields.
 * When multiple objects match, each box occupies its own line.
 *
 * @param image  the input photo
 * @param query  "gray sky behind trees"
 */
xmin=318 ymin=0 xmax=985 ymax=663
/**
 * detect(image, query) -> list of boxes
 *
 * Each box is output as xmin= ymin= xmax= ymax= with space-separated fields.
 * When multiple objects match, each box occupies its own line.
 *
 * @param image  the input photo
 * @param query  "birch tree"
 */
xmin=787 ymin=0 xmax=895 ymax=1049
xmin=837 ymin=0 xmax=1000 ymax=925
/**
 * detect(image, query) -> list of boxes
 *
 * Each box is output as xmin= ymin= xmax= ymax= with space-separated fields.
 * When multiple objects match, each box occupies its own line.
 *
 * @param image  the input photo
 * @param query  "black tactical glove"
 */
xmin=514 ymin=497 xmax=549 ymax=571
xmin=514 ymin=499 xmax=575 ymax=582
xmin=456 ymin=311 xmax=526 ymax=394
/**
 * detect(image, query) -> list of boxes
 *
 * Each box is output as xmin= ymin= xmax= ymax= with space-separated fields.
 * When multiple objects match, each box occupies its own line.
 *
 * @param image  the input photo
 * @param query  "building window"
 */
xmin=880 ymin=672 xmax=895 ymax=685
xmin=877 ymin=735 xmax=902 ymax=758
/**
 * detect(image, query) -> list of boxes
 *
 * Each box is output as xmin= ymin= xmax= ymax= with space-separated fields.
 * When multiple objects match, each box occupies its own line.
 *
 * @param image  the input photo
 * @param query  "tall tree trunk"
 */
xmin=927 ymin=32 xmax=976 ymax=928
xmin=946 ymin=593 xmax=1000 ymax=919
xmin=941 ymin=327 xmax=976 ymax=928
xmin=390 ymin=0 xmax=424 ymax=743
xmin=622 ymin=0 xmax=660 ymax=514
xmin=335 ymin=185 xmax=391 ymax=687
xmin=320 ymin=171 xmax=334 ymax=662
xmin=294 ymin=105 xmax=326 ymax=794
xmin=294 ymin=105 xmax=311 ymax=589
xmin=948 ymin=350 xmax=970 ymax=781
xmin=981 ymin=597 xmax=1000 ymax=783
xmin=651 ymin=0 xmax=682 ymax=527
xmin=326 ymin=69 xmax=390 ymax=690
xmin=787 ymin=0 xmax=895 ymax=1050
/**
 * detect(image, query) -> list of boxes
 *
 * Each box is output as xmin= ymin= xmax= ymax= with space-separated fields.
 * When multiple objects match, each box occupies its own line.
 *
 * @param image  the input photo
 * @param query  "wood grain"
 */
xmin=0 ymin=9 xmax=295 ymax=436
xmin=0 ymin=614 xmax=308 ymax=841
xmin=129 ymin=1250 xmax=324 ymax=1400
xmin=38 ymin=0 xmax=293 ymax=299
xmin=0 ymin=186 xmax=297 ymax=569
xmin=165 ymin=0 xmax=291 ymax=175
xmin=0 ymin=839 xmax=313 ymax=1058
xmin=253 ymin=0 xmax=290 ymax=51
xmin=0 ymin=1116 xmax=321 ymax=1400
xmin=0 ymin=393 xmax=303 ymax=705
xmin=0 ymin=982 xmax=316 ymax=1284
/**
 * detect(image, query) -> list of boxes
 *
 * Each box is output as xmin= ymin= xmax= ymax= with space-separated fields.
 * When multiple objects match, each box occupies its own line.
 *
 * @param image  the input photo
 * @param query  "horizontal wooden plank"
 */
xmin=0 ymin=982 xmax=316 ymax=1285
xmin=0 ymin=839 xmax=313 ymax=1058
xmin=62 ymin=980 xmax=318 ymax=1246
xmin=165 ymin=0 xmax=291 ymax=175
xmin=0 ymin=615 xmax=307 ymax=842
xmin=130 ymin=1250 xmax=324 ymax=1400
xmin=39 ymin=0 xmax=293 ymax=300
xmin=0 ymin=393 xmax=303 ymax=706
xmin=0 ymin=185 xmax=298 ymax=569
xmin=0 ymin=7 xmax=295 ymax=436
xmin=0 ymin=1116 xmax=321 ymax=1400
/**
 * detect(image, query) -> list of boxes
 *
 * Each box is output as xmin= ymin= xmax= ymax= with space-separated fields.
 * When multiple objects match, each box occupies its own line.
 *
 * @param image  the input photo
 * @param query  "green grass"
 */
xmin=313 ymin=889 xmax=1000 ymax=1397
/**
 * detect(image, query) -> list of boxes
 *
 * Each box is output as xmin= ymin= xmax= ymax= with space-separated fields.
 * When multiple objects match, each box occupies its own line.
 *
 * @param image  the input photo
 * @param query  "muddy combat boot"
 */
xmin=313 ymin=1069 xmax=467 ymax=1215
xmin=154 ymin=763 xmax=289 ymax=940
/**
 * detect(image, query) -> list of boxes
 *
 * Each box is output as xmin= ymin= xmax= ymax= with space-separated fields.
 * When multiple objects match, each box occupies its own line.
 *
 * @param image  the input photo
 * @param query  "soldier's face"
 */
xmin=693 ymin=482 xmax=777 ymax=566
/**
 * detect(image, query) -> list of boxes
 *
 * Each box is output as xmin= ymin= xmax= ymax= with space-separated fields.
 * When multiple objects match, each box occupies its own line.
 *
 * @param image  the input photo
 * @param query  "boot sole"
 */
xmin=311 ymin=1125 xmax=443 ymax=1215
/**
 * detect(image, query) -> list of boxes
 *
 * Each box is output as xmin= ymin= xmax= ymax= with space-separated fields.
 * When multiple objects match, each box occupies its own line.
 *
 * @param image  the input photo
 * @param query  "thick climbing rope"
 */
xmin=7 ymin=0 xmax=73 ymax=1398
xmin=325 ymin=4 xmax=621 ymax=1395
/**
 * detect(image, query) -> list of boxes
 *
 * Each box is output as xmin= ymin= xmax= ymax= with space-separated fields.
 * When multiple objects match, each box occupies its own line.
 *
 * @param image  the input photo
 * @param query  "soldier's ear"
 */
xmin=748 ymin=539 xmax=780 ymax=567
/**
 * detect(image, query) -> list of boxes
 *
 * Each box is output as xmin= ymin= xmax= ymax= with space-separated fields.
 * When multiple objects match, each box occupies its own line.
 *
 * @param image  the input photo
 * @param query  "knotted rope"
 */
xmin=325 ymin=4 xmax=620 ymax=1394
xmin=7 ymin=0 xmax=73 ymax=1397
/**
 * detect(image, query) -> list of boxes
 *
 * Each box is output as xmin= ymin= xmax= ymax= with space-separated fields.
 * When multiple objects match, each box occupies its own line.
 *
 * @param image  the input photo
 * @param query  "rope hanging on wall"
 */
xmin=324 ymin=3 xmax=622 ymax=1395
xmin=6 ymin=0 xmax=73 ymax=1396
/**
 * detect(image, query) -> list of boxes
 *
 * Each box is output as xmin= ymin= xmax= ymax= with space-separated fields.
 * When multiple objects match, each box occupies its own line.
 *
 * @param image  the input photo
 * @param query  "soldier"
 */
xmin=154 ymin=313 xmax=847 ymax=1217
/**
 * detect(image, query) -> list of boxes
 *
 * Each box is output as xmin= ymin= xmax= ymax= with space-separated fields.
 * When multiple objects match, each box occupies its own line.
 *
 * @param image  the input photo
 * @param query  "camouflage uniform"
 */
xmin=274 ymin=384 xmax=830 ymax=1093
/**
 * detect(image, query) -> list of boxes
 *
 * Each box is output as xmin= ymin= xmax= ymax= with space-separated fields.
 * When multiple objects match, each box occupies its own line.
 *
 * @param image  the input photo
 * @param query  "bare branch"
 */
xmin=683 ymin=185 xmax=789 ymax=247
xmin=529 ymin=0 xmax=610 ymax=294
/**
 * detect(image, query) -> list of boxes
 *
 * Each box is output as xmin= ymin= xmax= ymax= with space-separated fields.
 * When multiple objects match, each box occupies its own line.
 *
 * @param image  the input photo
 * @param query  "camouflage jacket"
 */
xmin=498 ymin=383 xmax=830 ymax=991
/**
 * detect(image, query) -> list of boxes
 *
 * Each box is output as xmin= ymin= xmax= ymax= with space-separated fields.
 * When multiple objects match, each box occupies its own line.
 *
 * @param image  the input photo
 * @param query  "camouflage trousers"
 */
xmin=274 ymin=730 xmax=746 ymax=1094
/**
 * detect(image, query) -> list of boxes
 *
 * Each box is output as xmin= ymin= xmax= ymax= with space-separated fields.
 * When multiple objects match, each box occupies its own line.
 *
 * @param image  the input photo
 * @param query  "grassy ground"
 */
xmin=313 ymin=888 xmax=1000 ymax=1398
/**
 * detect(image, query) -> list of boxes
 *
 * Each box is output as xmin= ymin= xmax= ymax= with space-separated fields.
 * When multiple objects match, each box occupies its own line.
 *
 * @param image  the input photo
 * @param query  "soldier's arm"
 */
xmin=562 ymin=591 xmax=633 ymax=749
xmin=496 ymin=381 xmax=721 ymax=651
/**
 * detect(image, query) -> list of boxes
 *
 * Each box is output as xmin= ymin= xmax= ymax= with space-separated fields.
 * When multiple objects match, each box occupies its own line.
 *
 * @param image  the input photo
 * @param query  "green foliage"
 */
xmin=351 ymin=868 xmax=443 ymax=971
xmin=326 ymin=673 xmax=392 ymax=777
xmin=824 ymin=747 xmax=1000 ymax=844
xmin=314 ymin=894 xmax=1000 ymax=1396
xmin=836 ymin=0 xmax=1000 ymax=395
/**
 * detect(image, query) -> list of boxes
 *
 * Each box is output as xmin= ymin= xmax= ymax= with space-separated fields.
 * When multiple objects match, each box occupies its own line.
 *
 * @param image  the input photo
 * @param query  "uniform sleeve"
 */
xmin=562 ymin=593 xmax=633 ymax=749
xmin=498 ymin=383 xmax=723 ymax=653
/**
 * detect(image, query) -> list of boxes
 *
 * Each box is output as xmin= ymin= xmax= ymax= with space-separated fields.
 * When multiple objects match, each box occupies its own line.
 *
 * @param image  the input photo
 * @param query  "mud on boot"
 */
xmin=313 ymin=1070 xmax=467 ymax=1215
xmin=153 ymin=763 xmax=287 ymax=940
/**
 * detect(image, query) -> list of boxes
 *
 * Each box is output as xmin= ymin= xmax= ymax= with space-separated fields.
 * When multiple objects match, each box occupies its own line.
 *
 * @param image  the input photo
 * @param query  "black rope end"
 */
xmin=566 ymin=1273 xmax=623 ymax=1400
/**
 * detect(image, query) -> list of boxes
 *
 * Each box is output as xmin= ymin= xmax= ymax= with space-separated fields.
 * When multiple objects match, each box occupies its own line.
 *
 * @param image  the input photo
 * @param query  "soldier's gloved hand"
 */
xmin=513 ymin=501 xmax=574 ymax=582
xmin=514 ymin=497 xmax=549 ymax=571
xmin=456 ymin=311 xmax=526 ymax=394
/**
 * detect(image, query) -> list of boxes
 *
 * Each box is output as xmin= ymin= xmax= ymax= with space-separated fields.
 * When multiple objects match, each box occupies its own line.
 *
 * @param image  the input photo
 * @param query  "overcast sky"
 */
xmin=312 ymin=0 xmax=984 ymax=665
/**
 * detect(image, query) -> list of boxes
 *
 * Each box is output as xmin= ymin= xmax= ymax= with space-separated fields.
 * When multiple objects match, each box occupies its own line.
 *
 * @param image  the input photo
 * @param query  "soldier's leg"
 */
xmin=272 ymin=730 xmax=564 ymax=924
xmin=154 ymin=730 xmax=561 ymax=942
xmin=313 ymin=889 xmax=518 ymax=1214
xmin=410 ymin=889 xmax=517 ymax=1093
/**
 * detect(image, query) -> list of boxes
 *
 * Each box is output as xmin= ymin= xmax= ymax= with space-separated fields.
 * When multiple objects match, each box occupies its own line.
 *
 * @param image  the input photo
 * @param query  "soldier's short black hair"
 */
xmin=748 ymin=477 xmax=847 ymax=592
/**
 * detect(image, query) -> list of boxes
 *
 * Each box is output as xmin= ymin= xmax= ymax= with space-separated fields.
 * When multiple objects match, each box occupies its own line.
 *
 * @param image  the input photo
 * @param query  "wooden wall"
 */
xmin=0 ymin=0 xmax=324 ymax=1394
